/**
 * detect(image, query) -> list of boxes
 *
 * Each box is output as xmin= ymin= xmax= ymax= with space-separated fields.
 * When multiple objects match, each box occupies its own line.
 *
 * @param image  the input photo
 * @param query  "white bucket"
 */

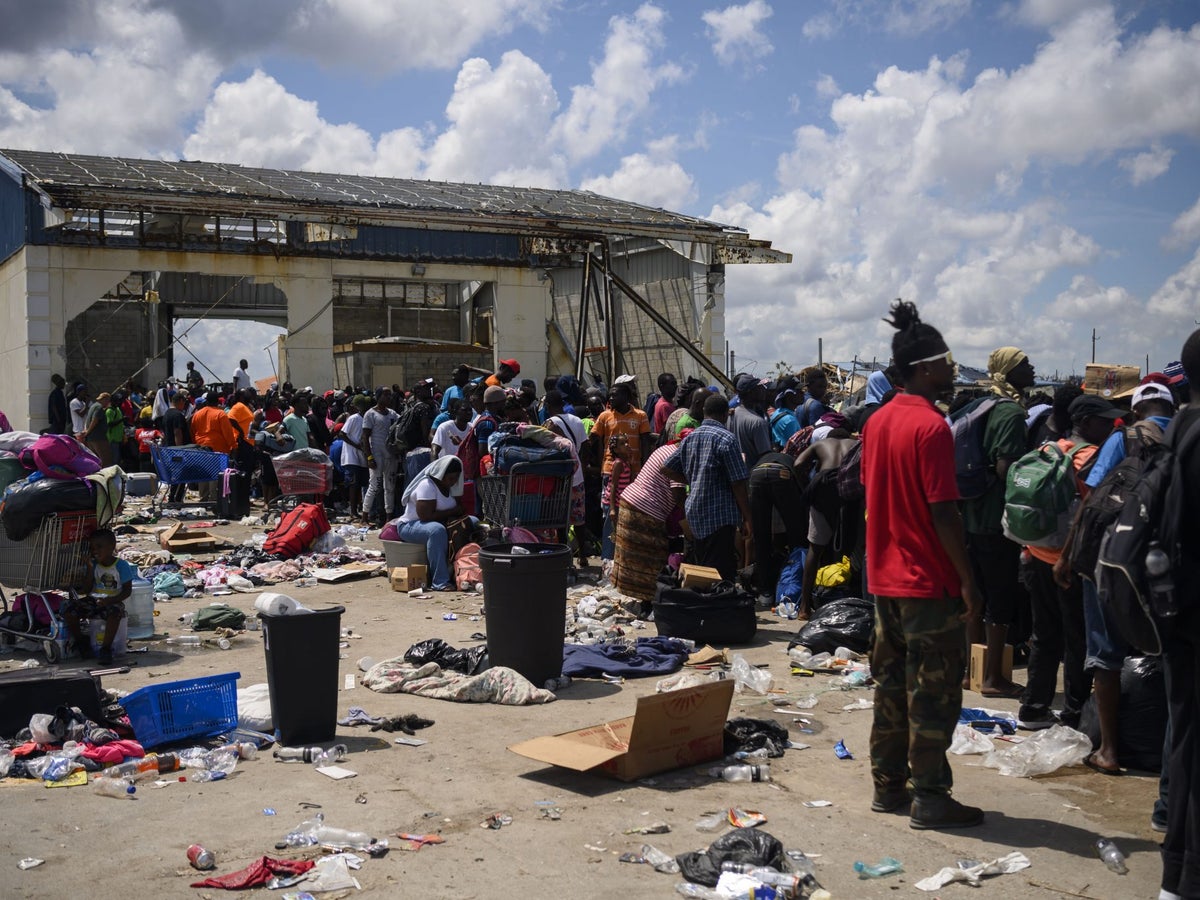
xmin=125 ymin=579 xmax=155 ymax=639
xmin=89 ymin=616 xmax=128 ymax=655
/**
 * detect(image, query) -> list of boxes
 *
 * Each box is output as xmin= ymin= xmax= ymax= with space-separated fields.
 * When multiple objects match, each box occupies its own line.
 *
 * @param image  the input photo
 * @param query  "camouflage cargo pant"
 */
xmin=870 ymin=595 xmax=966 ymax=798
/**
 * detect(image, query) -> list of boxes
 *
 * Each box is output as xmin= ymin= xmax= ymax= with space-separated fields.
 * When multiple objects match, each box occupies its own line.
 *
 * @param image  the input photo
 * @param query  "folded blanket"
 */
xmin=362 ymin=659 xmax=555 ymax=705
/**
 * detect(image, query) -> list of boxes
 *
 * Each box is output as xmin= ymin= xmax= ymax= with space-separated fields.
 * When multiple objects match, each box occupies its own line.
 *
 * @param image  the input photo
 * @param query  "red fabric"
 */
xmin=80 ymin=739 xmax=144 ymax=764
xmin=861 ymin=392 xmax=962 ymax=599
xmin=11 ymin=741 xmax=40 ymax=757
xmin=652 ymin=399 xmax=674 ymax=434
xmin=190 ymin=856 xmax=314 ymax=889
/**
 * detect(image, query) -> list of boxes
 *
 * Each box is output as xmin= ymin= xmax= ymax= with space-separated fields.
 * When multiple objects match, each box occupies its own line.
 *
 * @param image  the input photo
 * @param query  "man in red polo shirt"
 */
xmin=861 ymin=299 xmax=981 ymax=831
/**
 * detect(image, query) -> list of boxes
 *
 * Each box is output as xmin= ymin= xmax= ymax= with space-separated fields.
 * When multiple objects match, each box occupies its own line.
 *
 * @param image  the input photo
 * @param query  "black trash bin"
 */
xmin=480 ymin=543 xmax=571 ymax=687
xmin=261 ymin=605 xmax=345 ymax=745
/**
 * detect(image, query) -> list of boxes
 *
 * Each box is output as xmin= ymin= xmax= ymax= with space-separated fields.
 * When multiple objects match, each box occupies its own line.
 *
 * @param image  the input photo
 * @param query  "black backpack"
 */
xmin=387 ymin=402 xmax=427 ymax=454
xmin=836 ymin=440 xmax=864 ymax=503
xmin=950 ymin=397 xmax=1013 ymax=500
xmin=1068 ymin=422 xmax=1165 ymax=581
xmin=1095 ymin=411 xmax=1200 ymax=655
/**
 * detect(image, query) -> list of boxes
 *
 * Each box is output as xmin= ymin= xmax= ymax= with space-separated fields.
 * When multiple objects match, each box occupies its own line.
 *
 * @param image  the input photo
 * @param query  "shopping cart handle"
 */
xmin=87 ymin=666 xmax=132 ymax=676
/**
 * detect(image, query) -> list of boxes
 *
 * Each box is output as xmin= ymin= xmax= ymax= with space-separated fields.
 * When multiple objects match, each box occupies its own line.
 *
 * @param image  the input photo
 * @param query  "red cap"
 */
xmin=1141 ymin=372 xmax=1171 ymax=386
xmin=499 ymin=359 xmax=521 ymax=374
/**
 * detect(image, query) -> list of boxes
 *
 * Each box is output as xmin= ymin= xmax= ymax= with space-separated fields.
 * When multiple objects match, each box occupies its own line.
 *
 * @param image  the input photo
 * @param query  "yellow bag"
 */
xmin=814 ymin=555 xmax=851 ymax=588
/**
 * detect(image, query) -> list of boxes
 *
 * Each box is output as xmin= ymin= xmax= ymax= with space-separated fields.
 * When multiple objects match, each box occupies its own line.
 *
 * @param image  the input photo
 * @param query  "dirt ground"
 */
xmin=0 ymin=505 xmax=1165 ymax=900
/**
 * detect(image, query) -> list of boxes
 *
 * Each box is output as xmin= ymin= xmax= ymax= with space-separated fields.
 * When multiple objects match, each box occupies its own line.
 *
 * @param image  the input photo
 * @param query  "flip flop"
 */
xmin=1084 ymin=753 xmax=1123 ymax=776
xmin=979 ymin=683 xmax=1025 ymax=699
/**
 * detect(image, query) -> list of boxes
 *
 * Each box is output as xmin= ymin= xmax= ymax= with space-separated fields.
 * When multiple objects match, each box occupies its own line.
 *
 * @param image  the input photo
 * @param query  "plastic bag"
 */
xmin=774 ymin=547 xmax=806 ymax=606
xmin=0 ymin=748 xmax=13 ymax=778
xmin=655 ymin=672 xmax=710 ymax=693
xmin=788 ymin=596 xmax=875 ymax=654
xmin=724 ymin=718 xmax=791 ymax=758
xmin=29 ymin=713 xmax=58 ymax=744
xmin=981 ymin=724 xmax=1091 ymax=777
xmin=676 ymin=827 xmax=787 ymax=888
xmin=949 ymin=723 xmax=995 ymax=756
xmin=237 ymin=683 xmax=274 ymax=733
xmin=310 ymin=531 xmax=346 ymax=554
xmin=403 ymin=638 xmax=489 ymax=676
xmin=730 ymin=654 xmax=772 ymax=695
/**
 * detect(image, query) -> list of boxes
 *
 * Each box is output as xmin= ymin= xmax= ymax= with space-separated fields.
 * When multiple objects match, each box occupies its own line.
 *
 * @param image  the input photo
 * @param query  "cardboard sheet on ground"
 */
xmin=159 ymin=522 xmax=223 ymax=551
xmin=508 ymin=679 xmax=734 ymax=781
xmin=312 ymin=561 xmax=386 ymax=583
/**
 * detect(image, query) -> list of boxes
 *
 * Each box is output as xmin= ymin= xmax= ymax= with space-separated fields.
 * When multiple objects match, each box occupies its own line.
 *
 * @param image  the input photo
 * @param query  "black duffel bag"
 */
xmin=653 ymin=580 xmax=757 ymax=645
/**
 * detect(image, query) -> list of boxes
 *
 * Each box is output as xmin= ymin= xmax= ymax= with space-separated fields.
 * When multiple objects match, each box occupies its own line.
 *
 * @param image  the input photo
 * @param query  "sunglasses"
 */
xmin=911 ymin=349 xmax=954 ymax=366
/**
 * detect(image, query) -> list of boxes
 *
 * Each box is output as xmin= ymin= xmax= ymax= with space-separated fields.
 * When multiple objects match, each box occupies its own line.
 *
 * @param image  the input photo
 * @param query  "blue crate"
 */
xmin=123 ymin=671 xmax=240 ymax=748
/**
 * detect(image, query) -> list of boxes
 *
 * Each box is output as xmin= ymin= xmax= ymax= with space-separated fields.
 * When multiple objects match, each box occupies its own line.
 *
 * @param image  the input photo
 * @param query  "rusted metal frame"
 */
xmin=595 ymin=256 xmax=734 ymax=393
xmin=600 ymin=240 xmax=619 ymax=382
xmin=573 ymin=251 xmax=593 ymax=382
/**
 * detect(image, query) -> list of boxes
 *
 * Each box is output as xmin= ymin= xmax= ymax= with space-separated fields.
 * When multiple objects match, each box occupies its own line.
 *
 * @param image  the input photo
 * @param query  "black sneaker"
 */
xmin=1151 ymin=815 xmax=1168 ymax=834
xmin=1016 ymin=711 xmax=1057 ymax=731
xmin=910 ymin=794 xmax=984 ymax=830
xmin=871 ymin=789 xmax=912 ymax=813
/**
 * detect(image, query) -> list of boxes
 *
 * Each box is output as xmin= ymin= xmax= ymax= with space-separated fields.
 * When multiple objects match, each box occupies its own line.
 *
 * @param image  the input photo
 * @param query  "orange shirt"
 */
xmin=228 ymin=402 xmax=254 ymax=438
xmin=190 ymin=406 xmax=238 ymax=454
xmin=1027 ymin=438 xmax=1098 ymax=566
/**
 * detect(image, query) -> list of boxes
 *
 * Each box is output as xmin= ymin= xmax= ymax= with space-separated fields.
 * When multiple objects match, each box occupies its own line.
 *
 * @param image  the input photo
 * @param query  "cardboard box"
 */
xmin=158 ymin=521 xmax=221 ymax=552
xmin=1083 ymin=363 xmax=1140 ymax=399
xmin=508 ymin=679 xmax=734 ymax=781
xmin=390 ymin=565 xmax=428 ymax=592
xmin=679 ymin=564 xmax=722 ymax=590
xmin=968 ymin=643 xmax=1014 ymax=693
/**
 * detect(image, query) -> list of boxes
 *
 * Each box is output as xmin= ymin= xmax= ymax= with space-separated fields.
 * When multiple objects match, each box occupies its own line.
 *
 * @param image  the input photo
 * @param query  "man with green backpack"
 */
xmin=1003 ymin=393 xmax=1119 ymax=730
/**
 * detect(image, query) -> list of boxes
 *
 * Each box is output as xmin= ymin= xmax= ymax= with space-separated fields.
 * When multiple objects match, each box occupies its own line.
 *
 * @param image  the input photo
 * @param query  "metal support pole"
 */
xmin=573 ymin=253 xmax=593 ymax=381
xmin=601 ymin=242 xmax=617 ymax=384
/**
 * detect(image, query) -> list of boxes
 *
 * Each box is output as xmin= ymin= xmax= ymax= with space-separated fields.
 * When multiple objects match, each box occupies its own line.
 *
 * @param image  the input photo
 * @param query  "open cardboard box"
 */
xmin=508 ymin=679 xmax=734 ymax=781
xmin=678 ymin=563 xmax=723 ymax=590
xmin=159 ymin=521 xmax=222 ymax=551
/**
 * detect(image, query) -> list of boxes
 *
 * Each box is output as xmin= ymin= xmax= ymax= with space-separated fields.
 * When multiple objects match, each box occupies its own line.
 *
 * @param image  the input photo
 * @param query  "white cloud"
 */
xmin=551 ymin=3 xmax=684 ymax=164
xmin=173 ymin=318 xmax=286 ymax=390
xmin=702 ymin=1 xmax=774 ymax=67
xmin=1119 ymin=144 xmax=1175 ymax=185
xmin=1008 ymin=0 xmax=1109 ymax=28
xmin=1148 ymin=248 xmax=1200 ymax=319
xmin=580 ymin=151 xmax=698 ymax=211
xmin=715 ymin=4 xmax=1200 ymax=374
xmin=815 ymin=74 xmax=841 ymax=99
xmin=803 ymin=0 xmax=972 ymax=40
xmin=1165 ymin=196 xmax=1200 ymax=250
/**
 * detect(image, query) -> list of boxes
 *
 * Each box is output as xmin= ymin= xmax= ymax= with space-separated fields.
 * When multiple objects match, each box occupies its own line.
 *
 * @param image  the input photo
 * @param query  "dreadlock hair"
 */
xmin=883 ymin=299 xmax=948 ymax=376
xmin=1051 ymin=383 xmax=1083 ymax=436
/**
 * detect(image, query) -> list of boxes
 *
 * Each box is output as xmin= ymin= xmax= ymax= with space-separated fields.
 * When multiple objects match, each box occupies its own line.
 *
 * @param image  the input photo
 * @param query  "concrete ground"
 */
xmin=0 ymin=507 xmax=1164 ymax=900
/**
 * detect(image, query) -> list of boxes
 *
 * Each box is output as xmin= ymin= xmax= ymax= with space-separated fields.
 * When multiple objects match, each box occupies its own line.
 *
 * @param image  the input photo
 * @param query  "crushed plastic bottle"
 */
xmin=730 ymin=654 xmax=772 ymax=694
xmin=281 ymin=813 xmax=387 ymax=853
xmin=310 ymin=744 xmax=348 ymax=767
xmin=274 ymin=745 xmax=346 ymax=764
xmin=1095 ymin=838 xmax=1128 ymax=874
xmin=640 ymin=843 xmax=681 ymax=874
xmin=708 ymin=764 xmax=770 ymax=783
xmin=720 ymin=862 xmax=804 ymax=895
xmin=93 ymin=775 xmax=136 ymax=798
xmin=694 ymin=811 xmax=727 ymax=832
xmin=0 ymin=749 xmax=13 ymax=778
xmin=181 ymin=748 xmax=238 ymax=782
xmin=776 ymin=598 xmax=799 ymax=619
xmin=854 ymin=856 xmax=904 ymax=878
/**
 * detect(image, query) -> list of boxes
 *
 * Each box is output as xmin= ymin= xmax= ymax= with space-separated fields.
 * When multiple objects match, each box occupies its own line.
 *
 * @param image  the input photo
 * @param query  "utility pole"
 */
xmin=818 ymin=338 xmax=823 ymax=368
xmin=1091 ymin=328 xmax=1098 ymax=364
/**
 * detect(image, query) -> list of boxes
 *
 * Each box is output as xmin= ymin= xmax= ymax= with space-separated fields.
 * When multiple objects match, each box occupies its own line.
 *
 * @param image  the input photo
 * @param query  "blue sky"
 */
xmin=1 ymin=0 xmax=1197 ymax=384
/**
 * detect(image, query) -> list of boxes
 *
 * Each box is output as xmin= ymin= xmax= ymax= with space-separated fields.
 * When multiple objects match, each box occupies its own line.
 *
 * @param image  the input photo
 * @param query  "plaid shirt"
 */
xmin=662 ymin=419 xmax=749 ymax=539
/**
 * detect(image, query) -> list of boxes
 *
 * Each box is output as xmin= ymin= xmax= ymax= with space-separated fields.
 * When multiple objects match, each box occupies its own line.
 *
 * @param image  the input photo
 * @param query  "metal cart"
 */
xmin=269 ymin=451 xmax=333 ymax=512
xmin=0 ymin=511 xmax=97 ymax=663
xmin=150 ymin=444 xmax=230 ymax=513
xmin=477 ymin=460 xmax=574 ymax=531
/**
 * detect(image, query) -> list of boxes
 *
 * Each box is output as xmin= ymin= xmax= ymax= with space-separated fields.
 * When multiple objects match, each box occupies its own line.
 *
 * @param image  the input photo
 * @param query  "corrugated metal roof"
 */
xmin=0 ymin=149 xmax=785 ymax=254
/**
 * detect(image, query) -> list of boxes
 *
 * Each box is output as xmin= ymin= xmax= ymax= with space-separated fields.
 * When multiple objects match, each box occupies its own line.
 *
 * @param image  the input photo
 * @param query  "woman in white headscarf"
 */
xmin=396 ymin=456 xmax=474 ymax=590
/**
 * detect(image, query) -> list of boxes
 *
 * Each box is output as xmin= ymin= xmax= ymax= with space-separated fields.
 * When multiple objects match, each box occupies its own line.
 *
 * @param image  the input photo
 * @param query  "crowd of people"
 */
xmin=24 ymin=309 xmax=1200 ymax=899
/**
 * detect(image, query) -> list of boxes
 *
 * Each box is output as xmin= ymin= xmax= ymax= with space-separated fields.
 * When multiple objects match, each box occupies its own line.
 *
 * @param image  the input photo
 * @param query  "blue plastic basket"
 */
xmin=123 ymin=671 xmax=240 ymax=748
xmin=151 ymin=446 xmax=230 ymax=485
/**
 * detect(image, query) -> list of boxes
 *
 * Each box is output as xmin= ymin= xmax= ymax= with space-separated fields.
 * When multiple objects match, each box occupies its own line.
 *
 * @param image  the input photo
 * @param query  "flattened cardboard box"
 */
xmin=159 ymin=521 xmax=221 ymax=551
xmin=508 ymin=679 xmax=734 ymax=781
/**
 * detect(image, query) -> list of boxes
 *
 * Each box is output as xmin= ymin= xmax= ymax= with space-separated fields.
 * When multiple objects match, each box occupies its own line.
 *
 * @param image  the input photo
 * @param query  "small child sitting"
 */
xmin=62 ymin=529 xmax=134 ymax=665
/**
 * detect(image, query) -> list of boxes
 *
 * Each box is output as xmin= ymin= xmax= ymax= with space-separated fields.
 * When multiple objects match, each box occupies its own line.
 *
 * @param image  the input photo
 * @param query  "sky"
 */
xmin=2 ymin=0 xmax=1198 ymax=384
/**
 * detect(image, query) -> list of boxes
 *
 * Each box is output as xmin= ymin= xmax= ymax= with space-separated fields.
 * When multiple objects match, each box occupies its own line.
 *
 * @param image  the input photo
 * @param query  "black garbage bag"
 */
xmin=1079 ymin=655 xmax=1167 ymax=772
xmin=677 ymin=827 xmax=786 ymax=887
xmin=724 ymin=718 xmax=791 ymax=758
xmin=404 ymin=638 xmax=489 ymax=676
xmin=1 ymin=476 xmax=95 ymax=541
xmin=788 ymin=596 xmax=875 ymax=654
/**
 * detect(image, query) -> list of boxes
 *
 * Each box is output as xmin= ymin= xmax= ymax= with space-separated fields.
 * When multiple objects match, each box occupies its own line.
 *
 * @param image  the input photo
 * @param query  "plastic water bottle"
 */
xmin=1096 ymin=838 xmax=1128 ymax=874
xmin=93 ymin=775 xmax=136 ymax=798
xmin=165 ymin=635 xmax=204 ymax=651
xmin=185 ymin=748 xmax=238 ymax=782
xmin=218 ymin=742 xmax=257 ymax=761
xmin=675 ymin=883 xmax=723 ymax=899
xmin=854 ymin=857 xmax=904 ymax=878
xmin=314 ymin=824 xmax=377 ymax=851
xmin=274 ymin=746 xmax=333 ymax=763
xmin=109 ymin=753 xmax=180 ymax=780
xmin=776 ymin=597 xmax=798 ymax=619
xmin=639 ymin=844 xmax=681 ymax=874
xmin=708 ymin=763 xmax=770 ymax=782
xmin=720 ymin=862 xmax=803 ymax=894
xmin=310 ymin=744 xmax=348 ymax=767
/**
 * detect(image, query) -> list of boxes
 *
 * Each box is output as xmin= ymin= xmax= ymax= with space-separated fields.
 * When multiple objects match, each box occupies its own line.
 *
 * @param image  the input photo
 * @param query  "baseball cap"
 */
xmin=1132 ymin=383 xmax=1174 ymax=408
xmin=484 ymin=385 xmax=507 ymax=403
xmin=1141 ymin=372 xmax=1171 ymax=387
xmin=1069 ymin=395 xmax=1122 ymax=422
xmin=1163 ymin=360 xmax=1188 ymax=386
xmin=734 ymin=373 xmax=759 ymax=393
xmin=613 ymin=374 xmax=637 ymax=386
xmin=499 ymin=359 xmax=521 ymax=374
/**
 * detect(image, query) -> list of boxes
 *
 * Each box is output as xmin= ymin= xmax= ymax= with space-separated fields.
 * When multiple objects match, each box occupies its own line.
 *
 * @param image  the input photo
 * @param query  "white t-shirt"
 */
xmin=232 ymin=368 xmax=251 ymax=392
xmin=340 ymin=413 xmax=366 ymax=467
xmin=432 ymin=420 xmax=471 ymax=457
xmin=399 ymin=478 xmax=458 ymax=524
xmin=70 ymin=397 xmax=88 ymax=433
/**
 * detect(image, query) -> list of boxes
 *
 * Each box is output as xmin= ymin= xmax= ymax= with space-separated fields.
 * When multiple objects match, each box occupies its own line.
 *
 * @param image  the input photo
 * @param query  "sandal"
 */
xmin=979 ymin=682 xmax=1025 ymax=699
xmin=1083 ymin=753 xmax=1123 ymax=776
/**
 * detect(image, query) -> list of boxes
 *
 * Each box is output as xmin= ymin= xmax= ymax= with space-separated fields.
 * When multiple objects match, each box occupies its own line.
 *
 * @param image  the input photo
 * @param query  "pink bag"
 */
xmin=19 ymin=434 xmax=102 ymax=480
xmin=453 ymin=543 xmax=482 ymax=590
xmin=11 ymin=592 xmax=63 ymax=628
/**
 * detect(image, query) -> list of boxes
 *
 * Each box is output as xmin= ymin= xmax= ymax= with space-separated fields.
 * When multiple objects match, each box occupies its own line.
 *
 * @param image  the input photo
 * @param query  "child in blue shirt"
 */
xmin=63 ymin=529 xmax=134 ymax=665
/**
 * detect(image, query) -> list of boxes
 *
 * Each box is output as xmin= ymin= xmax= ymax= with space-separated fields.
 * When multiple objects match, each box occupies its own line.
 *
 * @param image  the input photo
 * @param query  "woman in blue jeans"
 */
xmin=397 ymin=456 xmax=474 ymax=590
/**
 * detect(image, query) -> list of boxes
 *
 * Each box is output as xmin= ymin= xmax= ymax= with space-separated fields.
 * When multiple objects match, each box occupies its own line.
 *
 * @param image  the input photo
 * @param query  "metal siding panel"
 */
xmin=0 ymin=173 xmax=29 ymax=262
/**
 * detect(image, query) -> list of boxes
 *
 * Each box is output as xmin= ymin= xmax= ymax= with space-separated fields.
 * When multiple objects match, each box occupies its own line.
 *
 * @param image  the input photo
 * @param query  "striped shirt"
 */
xmin=619 ymin=445 xmax=684 ymax=522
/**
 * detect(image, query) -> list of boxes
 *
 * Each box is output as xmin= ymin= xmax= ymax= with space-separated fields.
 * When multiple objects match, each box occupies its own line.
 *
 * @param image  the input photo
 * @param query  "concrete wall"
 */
xmin=64 ymin=300 xmax=169 ymax=397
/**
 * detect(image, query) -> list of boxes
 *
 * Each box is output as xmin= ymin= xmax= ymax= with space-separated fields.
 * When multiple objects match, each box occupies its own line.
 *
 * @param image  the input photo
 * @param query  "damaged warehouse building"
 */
xmin=0 ymin=149 xmax=789 ymax=431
